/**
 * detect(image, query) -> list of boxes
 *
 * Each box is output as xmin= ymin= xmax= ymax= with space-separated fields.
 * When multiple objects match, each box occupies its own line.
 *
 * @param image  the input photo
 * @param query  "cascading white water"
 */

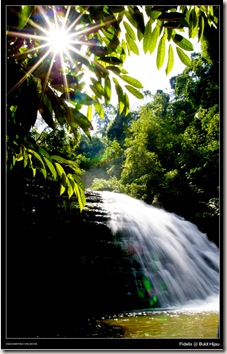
xmin=99 ymin=191 xmax=219 ymax=309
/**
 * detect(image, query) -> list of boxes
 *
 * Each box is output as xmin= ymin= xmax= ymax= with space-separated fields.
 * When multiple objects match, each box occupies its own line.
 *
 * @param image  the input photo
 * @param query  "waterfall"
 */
xmin=98 ymin=191 xmax=219 ymax=309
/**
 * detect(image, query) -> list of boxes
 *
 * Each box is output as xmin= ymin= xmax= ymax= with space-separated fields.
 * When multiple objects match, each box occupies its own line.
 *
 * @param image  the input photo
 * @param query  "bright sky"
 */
xmin=118 ymin=37 xmax=201 ymax=108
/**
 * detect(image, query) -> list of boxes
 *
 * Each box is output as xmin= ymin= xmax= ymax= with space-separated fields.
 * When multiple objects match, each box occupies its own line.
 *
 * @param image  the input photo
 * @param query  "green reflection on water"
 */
xmin=96 ymin=312 xmax=219 ymax=338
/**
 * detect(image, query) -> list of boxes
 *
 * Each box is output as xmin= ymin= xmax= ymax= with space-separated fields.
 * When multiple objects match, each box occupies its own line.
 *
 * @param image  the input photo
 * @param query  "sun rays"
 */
xmin=7 ymin=5 xmax=113 ymax=100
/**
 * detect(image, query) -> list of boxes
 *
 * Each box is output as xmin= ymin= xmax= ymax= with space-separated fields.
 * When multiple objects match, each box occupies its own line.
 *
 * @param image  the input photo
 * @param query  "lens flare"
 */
xmin=7 ymin=5 xmax=113 ymax=97
xmin=47 ymin=27 xmax=71 ymax=53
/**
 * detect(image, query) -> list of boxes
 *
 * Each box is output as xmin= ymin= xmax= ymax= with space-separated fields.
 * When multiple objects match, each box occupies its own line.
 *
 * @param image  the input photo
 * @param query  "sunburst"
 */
xmin=7 ymin=5 xmax=113 ymax=99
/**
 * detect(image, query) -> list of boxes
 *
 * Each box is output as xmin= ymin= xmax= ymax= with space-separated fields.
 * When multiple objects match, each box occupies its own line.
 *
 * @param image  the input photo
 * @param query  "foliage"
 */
xmin=6 ymin=5 xmax=218 ymax=209
xmin=89 ymin=51 xmax=220 ymax=241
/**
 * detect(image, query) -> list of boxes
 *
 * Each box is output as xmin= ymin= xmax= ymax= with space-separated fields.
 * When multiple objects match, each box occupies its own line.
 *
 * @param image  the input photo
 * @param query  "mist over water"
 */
xmin=99 ymin=191 xmax=219 ymax=311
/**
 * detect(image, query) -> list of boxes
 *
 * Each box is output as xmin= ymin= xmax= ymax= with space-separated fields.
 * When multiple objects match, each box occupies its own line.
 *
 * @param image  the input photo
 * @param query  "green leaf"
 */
xmin=198 ymin=13 xmax=205 ymax=41
xmin=106 ymin=66 xmax=121 ymax=75
xmin=104 ymin=76 xmax=111 ymax=105
xmin=126 ymin=33 xmax=139 ymax=55
xmin=27 ymin=149 xmax=45 ymax=168
xmin=67 ymin=92 xmax=95 ymax=106
xmin=87 ymin=105 xmax=92 ymax=121
xmin=37 ymin=147 xmax=51 ymax=159
xmin=149 ymin=26 xmax=159 ymax=54
xmin=166 ymin=44 xmax=174 ymax=75
xmin=55 ymin=162 xmax=65 ymax=178
xmin=89 ymin=84 xmax=103 ymax=99
xmin=40 ymin=168 xmax=47 ymax=179
xmin=43 ymin=156 xmax=57 ymax=180
xmin=120 ymin=75 xmax=143 ymax=89
xmin=73 ymin=183 xmax=86 ymax=212
xmin=60 ymin=183 xmax=66 ymax=196
xmin=18 ymin=6 xmax=33 ymax=30
xmin=156 ymin=36 xmax=166 ymax=70
xmin=123 ymin=21 xmax=136 ymax=40
xmin=94 ymin=101 xmax=104 ymax=119
xmin=67 ymin=109 xmax=93 ymax=138
xmin=66 ymin=174 xmax=74 ymax=199
xmin=189 ymin=8 xmax=198 ymax=29
xmin=125 ymin=85 xmax=144 ymax=99
xmin=176 ymin=47 xmax=191 ymax=67
xmin=73 ymin=174 xmax=85 ymax=191
xmin=172 ymin=34 xmax=194 ymax=51
xmin=52 ymin=155 xmax=72 ymax=165
xmin=123 ymin=93 xmax=130 ymax=116
xmin=143 ymin=19 xmax=152 ymax=54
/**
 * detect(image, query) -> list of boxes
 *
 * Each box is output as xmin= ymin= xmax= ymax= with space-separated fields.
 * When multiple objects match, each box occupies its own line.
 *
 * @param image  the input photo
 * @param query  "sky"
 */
xmin=117 ymin=37 xmax=202 ymax=109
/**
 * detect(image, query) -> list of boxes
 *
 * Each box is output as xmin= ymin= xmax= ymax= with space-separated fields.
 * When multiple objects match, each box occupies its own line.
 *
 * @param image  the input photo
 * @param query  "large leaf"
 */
xmin=166 ymin=44 xmax=174 ymax=75
xmin=43 ymin=156 xmax=57 ymax=180
xmin=94 ymin=101 xmax=105 ymax=119
xmin=176 ymin=47 xmax=191 ymax=67
xmin=125 ymin=85 xmax=144 ymax=99
xmin=104 ymin=76 xmax=111 ymax=105
xmin=143 ymin=18 xmax=152 ymax=54
xmin=149 ymin=26 xmax=159 ymax=54
xmin=66 ymin=92 xmax=95 ymax=106
xmin=123 ymin=21 xmax=136 ymax=40
xmin=67 ymin=109 xmax=93 ymax=138
xmin=125 ymin=33 xmax=139 ymax=55
xmin=172 ymin=34 xmax=194 ymax=51
xmin=18 ymin=6 xmax=34 ymax=30
xmin=156 ymin=36 xmax=166 ymax=70
xmin=120 ymin=75 xmax=143 ymax=89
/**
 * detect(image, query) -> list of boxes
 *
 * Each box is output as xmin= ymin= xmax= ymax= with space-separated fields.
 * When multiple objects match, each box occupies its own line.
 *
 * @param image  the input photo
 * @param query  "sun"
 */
xmin=6 ymin=5 xmax=113 ymax=96
xmin=47 ymin=27 xmax=72 ymax=54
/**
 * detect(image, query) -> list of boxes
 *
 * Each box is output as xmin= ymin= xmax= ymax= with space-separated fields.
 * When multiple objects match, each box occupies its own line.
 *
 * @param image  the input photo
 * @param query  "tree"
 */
xmin=6 ymin=5 xmax=219 ymax=209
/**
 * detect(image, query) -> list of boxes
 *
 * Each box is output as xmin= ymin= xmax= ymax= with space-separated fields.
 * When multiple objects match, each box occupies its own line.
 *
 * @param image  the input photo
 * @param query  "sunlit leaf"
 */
xmin=67 ymin=109 xmax=93 ymax=139
xmin=43 ymin=156 xmax=57 ymax=180
xmin=94 ymin=101 xmax=104 ymax=119
xmin=149 ymin=26 xmax=159 ymax=54
xmin=27 ymin=149 xmax=45 ymax=169
xmin=66 ymin=92 xmax=95 ymax=106
xmin=166 ymin=44 xmax=174 ymax=75
xmin=198 ymin=13 xmax=205 ymax=41
xmin=54 ymin=162 xmax=65 ymax=178
xmin=156 ymin=36 xmax=165 ymax=70
xmin=120 ymin=75 xmax=143 ymax=89
xmin=125 ymin=85 xmax=144 ymax=99
xmin=60 ymin=183 xmax=66 ymax=196
xmin=18 ymin=6 xmax=33 ymax=30
xmin=123 ymin=93 xmax=130 ymax=116
xmin=143 ymin=18 xmax=152 ymax=54
xmin=172 ymin=34 xmax=194 ymax=51
xmin=104 ymin=76 xmax=111 ymax=105
xmin=123 ymin=21 xmax=136 ymax=40
xmin=87 ymin=105 xmax=92 ymax=121
xmin=66 ymin=174 xmax=74 ymax=199
xmin=176 ymin=47 xmax=191 ymax=67
xmin=125 ymin=33 xmax=139 ymax=55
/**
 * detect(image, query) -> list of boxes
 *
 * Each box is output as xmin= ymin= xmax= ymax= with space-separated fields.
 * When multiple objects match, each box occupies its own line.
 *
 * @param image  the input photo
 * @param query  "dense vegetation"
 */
xmin=65 ymin=51 xmax=220 ymax=243
xmin=4 ymin=4 xmax=221 ymax=341
xmin=6 ymin=5 xmax=219 ymax=211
